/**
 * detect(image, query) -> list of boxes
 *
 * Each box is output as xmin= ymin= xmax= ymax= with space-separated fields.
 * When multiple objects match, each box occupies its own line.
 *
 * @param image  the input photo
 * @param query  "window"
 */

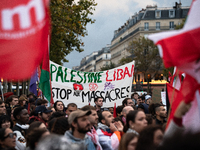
xmin=169 ymin=9 xmax=175 ymax=18
xmin=144 ymin=22 xmax=149 ymax=30
xmin=155 ymin=10 xmax=161 ymax=18
xmin=156 ymin=22 xmax=160 ymax=30
xmin=169 ymin=21 xmax=174 ymax=29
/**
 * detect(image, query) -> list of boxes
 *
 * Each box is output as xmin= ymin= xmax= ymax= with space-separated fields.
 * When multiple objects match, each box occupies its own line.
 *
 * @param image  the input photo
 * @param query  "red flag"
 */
xmin=148 ymin=0 xmax=200 ymax=69
xmin=113 ymin=103 xmax=117 ymax=118
xmin=166 ymin=75 xmax=200 ymax=129
xmin=0 ymin=0 xmax=50 ymax=80
xmin=168 ymin=71 xmax=172 ymax=83
xmin=149 ymin=0 xmax=200 ymax=131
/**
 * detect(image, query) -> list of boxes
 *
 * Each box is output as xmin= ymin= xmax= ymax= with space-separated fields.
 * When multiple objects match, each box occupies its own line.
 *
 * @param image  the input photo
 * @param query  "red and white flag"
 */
xmin=148 ymin=0 xmax=200 ymax=132
xmin=0 ymin=0 xmax=50 ymax=80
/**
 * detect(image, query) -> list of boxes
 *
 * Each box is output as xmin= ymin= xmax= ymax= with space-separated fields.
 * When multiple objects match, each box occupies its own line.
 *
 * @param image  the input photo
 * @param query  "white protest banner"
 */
xmin=50 ymin=61 xmax=135 ymax=108
xmin=161 ymin=91 xmax=166 ymax=105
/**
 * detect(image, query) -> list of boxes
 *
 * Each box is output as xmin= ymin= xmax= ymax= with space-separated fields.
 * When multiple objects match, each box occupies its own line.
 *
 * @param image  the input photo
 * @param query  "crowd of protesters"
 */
xmin=0 ymin=92 xmax=199 ymax=150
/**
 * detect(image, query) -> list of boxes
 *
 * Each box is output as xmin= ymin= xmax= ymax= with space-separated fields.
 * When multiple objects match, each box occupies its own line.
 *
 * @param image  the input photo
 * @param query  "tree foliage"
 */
xmin=50 ymin=0 xmax=97 ymax=65
xmin=119 ymin=57 xmax=132 ymax=65
xmin=100 ymin=62 xmax=116 ymax=71
xmin=175 ymin=18 xmax=186 ymax=30
xmin=126 ymin=37 xmax=163 ymax=78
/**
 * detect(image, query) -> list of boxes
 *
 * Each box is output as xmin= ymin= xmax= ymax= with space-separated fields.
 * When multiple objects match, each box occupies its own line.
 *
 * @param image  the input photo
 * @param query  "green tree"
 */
xmin=100 ymin=62 xmax=116 ymax=71
xmin=175 ymin=18 xmax=186 ymax=29
xmin=50 ymin=0 xmax=97 ymax=65
xmin=119 ymin=57 xmax=132 ymax=65
xmin=125 ymin=37 xmax=163 ymax=92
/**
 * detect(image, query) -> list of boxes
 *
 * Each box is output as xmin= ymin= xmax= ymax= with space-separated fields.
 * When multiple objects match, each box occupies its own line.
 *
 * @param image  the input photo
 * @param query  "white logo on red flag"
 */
xmin=0 ymin=0 xmax=50 ymax=80
xmin=0 ymin=0 xmax=47 ymax=39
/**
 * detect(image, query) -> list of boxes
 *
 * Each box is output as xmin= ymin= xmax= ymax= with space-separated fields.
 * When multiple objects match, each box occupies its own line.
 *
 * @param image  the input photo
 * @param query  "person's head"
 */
xmin=65 ymin=103 xmax=77 ymax=116
xmin=122 ymin=98 xmax=134 ymax=107
xmin=0 ymin=100 xmax=6 ymax=115
xmin=48 ymin=111 xmax=66 ymax=122
xmin=146 ymin=114 xmax=155 ymax=125
xmin=51 ymin=116 xmax=69 ymax=135
xmin=18 ymin=95 xmax=27 ymax=106
xmin=132 ymin=93 xmax=139 ymax=101
xmin=99 ymin=110 xmax=114 ymax=127
xmin=136 ymin=125 xmax=164 ymax=150
xmin=141 ymin=95 xmax=146 ymax=103
xmin=119 ymin=133 xmax=138 ymax=150
xmin=157 ymin=132 xmax=200 ymax=150
xmin=94 ymin=97 xmax=103 ymax=108
xmin=36 ymin=99 xmax=48 ymax=108
xmin=0 ymin=128 xmax=16 ymax=149
xmin=137 ymin=96 xmax=143 ymax=105
xmin=116 ymin=105 xmax=124 ymax=117
xmin=7 ymin=95 xmax=19 ymax=106
xmin=13 ymin=107 xmax=29 ymax=124
xmin=27 ymin=121 xmax=47 ymax=135
xmin=36 ymin=134 xmax=77 ymax=150
xmin=149 ymin=103 xmax=167 ymax=119
xmin=122 ymin=106 xmax=134 ymax=119
xmin=68 ymin=110 xmax=91 ymax=134
xmin=0 ymin=115 xmax=13 ymax=129
xmin=137 ymin=104 xmax=145 ymax=112
xmin=108 ymin=107 xmax=114 ymax=114
xmin=35 ymin=105 xmax=52 ymax=122
xmin=47 ymin=106 xmax=56 ymax=115
xmin=125 ymin=110 xmax=147 ymax=133
xmin=54 ymin=101 xmax=65 ymax=112
xmin=81 ymin=105 xmax=98 ymax=126
xmin=28 ymin=93 xmax=35 ymax=100
xmin=26 ymin=128 xmax=50 ymax=150
xmin=145 ymin=95 xmax=152 ymax=105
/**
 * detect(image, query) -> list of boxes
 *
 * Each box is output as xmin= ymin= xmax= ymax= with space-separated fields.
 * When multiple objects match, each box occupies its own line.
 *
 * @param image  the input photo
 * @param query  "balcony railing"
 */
xmin=112 ymin=51 xmax=121 ymax=58
xmin=111 ymin=26 xmax=175 ymax=49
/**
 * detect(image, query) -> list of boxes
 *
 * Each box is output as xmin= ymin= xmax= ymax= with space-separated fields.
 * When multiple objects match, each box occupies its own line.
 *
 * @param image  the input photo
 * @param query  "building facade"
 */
xmin=110 ymin=3 xmax=189 ymax=66
xmin=110 ymin=2 xmax=189 ymax=89
xmin=75 ymin=45 xmax=111 ymax=72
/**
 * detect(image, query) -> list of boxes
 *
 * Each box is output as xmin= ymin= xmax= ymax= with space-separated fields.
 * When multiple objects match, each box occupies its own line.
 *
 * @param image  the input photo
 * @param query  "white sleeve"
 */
xmin=13 ymin=130 xmax=26 ymax=150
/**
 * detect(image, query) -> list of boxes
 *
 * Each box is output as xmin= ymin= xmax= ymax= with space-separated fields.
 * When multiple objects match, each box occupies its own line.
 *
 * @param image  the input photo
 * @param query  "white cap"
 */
xmin=145 ymin=95 xmax=151 ymax=100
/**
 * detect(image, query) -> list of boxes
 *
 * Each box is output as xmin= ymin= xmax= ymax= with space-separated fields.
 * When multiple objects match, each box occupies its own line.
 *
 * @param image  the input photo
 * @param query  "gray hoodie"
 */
xmin=64 ymin=130 xmax=96 ymax=150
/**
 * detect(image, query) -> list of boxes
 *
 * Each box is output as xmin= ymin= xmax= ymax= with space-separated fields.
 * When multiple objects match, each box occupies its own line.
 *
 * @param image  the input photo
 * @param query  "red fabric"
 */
xmin=41 ymin=35 xmax=54 ymax=105
xmin=27 ymin=103 xmax=30 ymax=114
xmin=166 ymin=85 xmax=183 ymax=129
xmin=168 ymin=71 xmax=172 ymax=83
xmin=87 ymin=127 xmax=102 ymax=150
xmin=180 ymin=75 xmax=200 ymax=104
xmin=29 ymin=116 xmax=47 ymax=126
xmin=0 ymin=0 xmax=50 ymax=80
xmin=166 ymin=83 xmax=179 ymax=105
xmin=156 ymin=27 xmax=200 ymax=68
xmin=113 ymin=103 xmax=117 ymax=118
xmin=100 ymin=129 xmax=112 ymax=136
xmin=166 ymin=75 xmax=200 ymax=129
xmin=173 ymin=116 xmax=183 ymax=127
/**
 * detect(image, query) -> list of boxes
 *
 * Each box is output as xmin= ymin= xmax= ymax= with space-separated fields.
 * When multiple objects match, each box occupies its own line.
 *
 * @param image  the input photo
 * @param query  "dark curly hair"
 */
xmin=136 ymin=125 xmax=163 ymax=150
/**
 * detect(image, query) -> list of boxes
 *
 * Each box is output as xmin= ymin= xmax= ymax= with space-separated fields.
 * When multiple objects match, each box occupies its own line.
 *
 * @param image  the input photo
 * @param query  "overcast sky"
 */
xmin=64 ymin=0 xmax=192 ymax=69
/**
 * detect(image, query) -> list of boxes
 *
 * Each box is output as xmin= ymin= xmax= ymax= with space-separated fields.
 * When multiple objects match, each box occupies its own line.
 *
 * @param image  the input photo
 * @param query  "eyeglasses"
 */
xmin=3 ymin=133 xmax=17 ymax=139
